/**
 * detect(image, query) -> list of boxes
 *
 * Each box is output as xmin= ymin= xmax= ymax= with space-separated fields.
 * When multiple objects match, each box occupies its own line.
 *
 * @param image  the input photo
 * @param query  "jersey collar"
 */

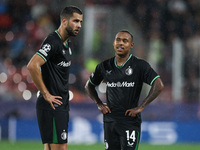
xmin=114 ymin=54 xmax=133 ymax=68
xmin=55 ymin=30 xmax=69 ymax=48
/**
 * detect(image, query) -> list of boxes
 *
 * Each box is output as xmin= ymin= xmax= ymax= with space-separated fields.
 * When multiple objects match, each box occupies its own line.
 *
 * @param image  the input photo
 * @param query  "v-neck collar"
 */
xmin=114 ymin=54 xmax=132 ymax=68
xmin=55 ymin=30 xmax=69 ymax=48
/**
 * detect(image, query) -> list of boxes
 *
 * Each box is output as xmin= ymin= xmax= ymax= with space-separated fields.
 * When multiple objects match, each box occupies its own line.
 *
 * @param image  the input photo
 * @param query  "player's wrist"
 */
xmin=138 ymin=105 xmax=145 ymax=111
xmin=94 ymin=98 xmax=102 ymax=104
xmin=42 ymin=91 xmax=50 ymax=99
xmin=96 ymin=101 xmax=103 ymax=105
xmin=95 ymin=100 xmax=103 ymax=108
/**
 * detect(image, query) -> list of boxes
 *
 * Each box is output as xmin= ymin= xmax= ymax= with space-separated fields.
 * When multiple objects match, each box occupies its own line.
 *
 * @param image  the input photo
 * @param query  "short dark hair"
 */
xmin=118 ymin=30 xmax=134 ymax=42
xmin=60 ymin=6 xmax=83 ymax=20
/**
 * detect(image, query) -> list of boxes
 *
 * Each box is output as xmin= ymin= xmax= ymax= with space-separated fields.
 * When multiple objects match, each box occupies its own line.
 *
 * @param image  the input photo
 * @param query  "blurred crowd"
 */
xmin=0 ymin=0 xmax=199 ymax=104
xmin=120 ymin=0 xmax=200 ymax=103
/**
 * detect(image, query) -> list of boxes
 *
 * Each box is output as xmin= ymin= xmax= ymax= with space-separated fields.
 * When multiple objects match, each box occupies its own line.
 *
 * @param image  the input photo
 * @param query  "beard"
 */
xmin=65 ymin=25 xmax=76 ymax=37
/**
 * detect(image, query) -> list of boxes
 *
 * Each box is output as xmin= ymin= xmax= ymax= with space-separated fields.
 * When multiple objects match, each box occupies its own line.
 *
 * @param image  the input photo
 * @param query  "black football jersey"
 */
xmin=36 ymin=31 xmax=72 ymax=111
xmin=89 ymin=54 xmax=160 ymax=123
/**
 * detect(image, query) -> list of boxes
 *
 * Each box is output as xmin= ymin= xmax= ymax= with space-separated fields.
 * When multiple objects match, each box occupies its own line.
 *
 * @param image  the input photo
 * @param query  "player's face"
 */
xmin=113 ymin=32 xmax=134 ymax=57
xmin=65 ymin=13 xmax=83 ymax=36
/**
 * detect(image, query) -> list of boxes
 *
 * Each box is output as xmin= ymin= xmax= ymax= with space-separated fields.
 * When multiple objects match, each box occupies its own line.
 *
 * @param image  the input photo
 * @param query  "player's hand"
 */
xmin=43 ymin=93 xmax=63 ymax=110
xmin=97 ymin=102 xmax=111 ymax=114
xmin=125 ymin=106 xmax=143 ymax=117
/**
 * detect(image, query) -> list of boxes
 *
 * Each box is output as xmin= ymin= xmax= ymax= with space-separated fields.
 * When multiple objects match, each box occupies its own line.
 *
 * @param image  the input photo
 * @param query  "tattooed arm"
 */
xmin=125 ymin=78 xmax=164 ymax=117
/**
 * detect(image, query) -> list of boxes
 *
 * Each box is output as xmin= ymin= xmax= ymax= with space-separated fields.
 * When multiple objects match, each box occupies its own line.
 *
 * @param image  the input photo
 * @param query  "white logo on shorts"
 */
xmin=127 ymin=141 xmax=134 ymax=147
xmin=61 ymin=130 xmax=67 ymax=140
xmin=104 ymin=140 xmax=109 ymax=149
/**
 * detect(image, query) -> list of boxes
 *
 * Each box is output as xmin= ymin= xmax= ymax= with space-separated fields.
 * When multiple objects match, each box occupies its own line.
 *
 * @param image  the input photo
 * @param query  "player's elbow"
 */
xmin=27 ymin=62 xmax=34 ymax=72
xmin=85 ymin=80 xmax=90 ymax=93
xmin=85 ymin=80 xmax=95 ymax=94
xmin=154 ymin=78 xmax=164 ymax=93
xmin=159 ymin=80 xmax=164 ymax=92
xmin=84 ymin=82 xmax=88 ymax=90
xmin=27 ymin=63 xmax=32 ymax=71
xmin=27 ymin=61 xmax=40 ymax=74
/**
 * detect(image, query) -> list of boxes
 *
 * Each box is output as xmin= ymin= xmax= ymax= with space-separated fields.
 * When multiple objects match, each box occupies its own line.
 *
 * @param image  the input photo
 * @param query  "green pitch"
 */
xmin=0 ymin=140 xmax=200 ymax=150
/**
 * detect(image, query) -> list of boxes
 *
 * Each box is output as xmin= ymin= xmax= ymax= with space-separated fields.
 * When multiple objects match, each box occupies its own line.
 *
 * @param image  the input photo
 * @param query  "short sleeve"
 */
xmin=36 ymin=36 xmax=56 ymax=62
xmin=142 ymin=61 xmax=160 ymax=86
xmin=89 ymin=64 xmax=104 ymax=86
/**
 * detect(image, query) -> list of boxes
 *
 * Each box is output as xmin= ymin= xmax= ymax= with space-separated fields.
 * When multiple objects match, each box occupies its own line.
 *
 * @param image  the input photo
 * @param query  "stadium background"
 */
xmin=0 ymin=0 xmax=200 ymax=148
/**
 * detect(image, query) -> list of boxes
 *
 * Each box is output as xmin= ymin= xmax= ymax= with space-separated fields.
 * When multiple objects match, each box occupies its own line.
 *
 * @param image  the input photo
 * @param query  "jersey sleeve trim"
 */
xmin=36 ymin=52 xmax=47 ymax=62
xmin=150 ymin=75 xmax=160 ymax=86
xmin=89 ymin=78 xmax=98 ymax=86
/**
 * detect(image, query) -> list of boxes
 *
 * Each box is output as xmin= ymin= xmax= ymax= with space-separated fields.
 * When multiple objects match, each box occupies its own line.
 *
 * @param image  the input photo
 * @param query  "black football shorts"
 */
xmin=104 ymin=121 xmax=141 ymax=150
xmin=36 ymin=109 xmax=69 ymax=144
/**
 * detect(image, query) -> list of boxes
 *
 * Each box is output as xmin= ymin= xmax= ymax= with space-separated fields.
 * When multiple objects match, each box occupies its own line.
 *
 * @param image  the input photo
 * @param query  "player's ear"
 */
xmin=62 ymin=17 xmax=68 ymax=25
xmin=130 ymin=42 xmax=134 ymax=48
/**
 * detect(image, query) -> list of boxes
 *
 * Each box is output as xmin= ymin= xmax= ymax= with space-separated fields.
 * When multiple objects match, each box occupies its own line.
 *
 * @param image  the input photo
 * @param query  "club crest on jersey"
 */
xmin=69 ymin=47 xmax=72 ymax=55
xmin=125 ymin=66 xmax=133 ymax=75
xmin=62 ymin=49 xmax=66 ymax=55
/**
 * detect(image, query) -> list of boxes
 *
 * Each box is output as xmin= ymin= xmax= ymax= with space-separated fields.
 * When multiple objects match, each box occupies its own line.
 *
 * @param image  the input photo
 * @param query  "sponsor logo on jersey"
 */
xmin=125 ymin=66 xmax=133 ymax=75
xmin=57 ymin=61 xmax=71 ymax=67
xmin=39 ymin=43 xmax=51 ymax=56
xmin=107 ymin=81 xmax=135 ymax=87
